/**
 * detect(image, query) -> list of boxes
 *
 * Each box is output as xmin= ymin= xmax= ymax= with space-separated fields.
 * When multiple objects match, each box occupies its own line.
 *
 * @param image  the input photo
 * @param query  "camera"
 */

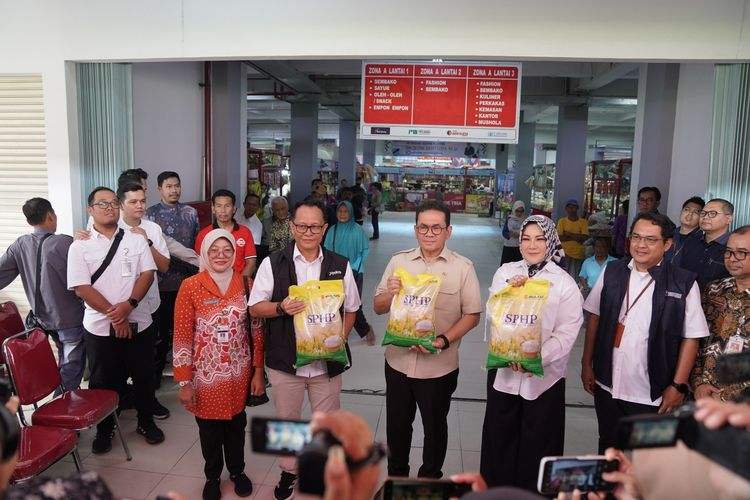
xmin=382 ymin=478 xmax=473 ymax=499
xmin=249 ymin=417 xmax=344 ymax=496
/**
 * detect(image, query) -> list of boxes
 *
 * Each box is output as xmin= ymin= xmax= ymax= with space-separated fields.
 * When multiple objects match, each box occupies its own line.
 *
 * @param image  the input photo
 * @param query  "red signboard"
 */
xmin=361 ymin=61 xmax=522 ymax=144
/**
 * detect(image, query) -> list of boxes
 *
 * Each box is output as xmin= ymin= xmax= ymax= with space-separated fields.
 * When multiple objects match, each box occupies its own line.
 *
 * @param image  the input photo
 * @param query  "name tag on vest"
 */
xmin=665 ymin=291 xmax=682 ymax=299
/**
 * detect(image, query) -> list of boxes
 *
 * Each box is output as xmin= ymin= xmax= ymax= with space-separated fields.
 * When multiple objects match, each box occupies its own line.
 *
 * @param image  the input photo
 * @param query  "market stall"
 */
xmin=529 ymin=163 xmax=555 ymax=217
xmin=583 ymin=158 xmax=632 ymax=217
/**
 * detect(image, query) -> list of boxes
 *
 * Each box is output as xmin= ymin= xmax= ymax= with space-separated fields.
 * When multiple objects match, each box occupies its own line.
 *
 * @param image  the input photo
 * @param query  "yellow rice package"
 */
xmin=485 ymin=279 xmax=549 ymax=376
xmin=289 ymin=279 xmax=349 ymax=368
xmin=383 ymin=267 xmax=442 ymax=353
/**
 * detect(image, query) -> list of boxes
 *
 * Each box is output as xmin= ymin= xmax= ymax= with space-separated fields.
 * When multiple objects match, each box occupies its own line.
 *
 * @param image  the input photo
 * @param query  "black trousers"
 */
xmin=154 ymin=290 xmax=178 ymax=380
xmin=371 ymin=210 xmax=379 ymax=238
xmin=480 ymin=372 xmax=565 ymax=491
xmin=500 ymin=245 xmax=522 ymax=265
xmin=594 ymin=384 xmax=658 ymax=453
xmin=196 ymin=410 xmax=247 ymax=480
xmin=85 ymin=326 xmax=155 ymax=433
xmin=352 ymin=271 xmax=371 ymax=337
xmin=385 ymin=361 xmax=458 ymax=478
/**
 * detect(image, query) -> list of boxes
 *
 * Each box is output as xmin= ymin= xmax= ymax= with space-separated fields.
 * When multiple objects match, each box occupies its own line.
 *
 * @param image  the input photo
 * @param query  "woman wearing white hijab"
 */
xmin=173 ymin=229 xmax=265 ymax=500
xmin=480 ymin=215 xmax=584 ymax=491
xmin=500 ymin=201 xmax=526 ymax=265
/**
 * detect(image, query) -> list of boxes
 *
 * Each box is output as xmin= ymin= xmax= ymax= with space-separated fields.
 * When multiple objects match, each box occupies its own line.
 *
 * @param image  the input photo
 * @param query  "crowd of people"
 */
xmin=0 ymin=169 xmax=748 ymax=500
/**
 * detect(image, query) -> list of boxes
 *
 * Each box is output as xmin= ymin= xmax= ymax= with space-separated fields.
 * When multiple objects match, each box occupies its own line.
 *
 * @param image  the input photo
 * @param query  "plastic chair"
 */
xmin=3 ymin=328 xmax=132 ymax=460
xmin=11 ymin=425 xmax=81 ymax=483
xmin=0 ymin=302 xmax=24 ymax=368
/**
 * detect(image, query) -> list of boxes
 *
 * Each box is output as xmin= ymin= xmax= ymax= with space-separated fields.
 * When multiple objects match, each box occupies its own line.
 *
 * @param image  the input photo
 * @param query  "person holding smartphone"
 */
xmin=480 ymin=215 xmax=584 ymax=491
xmin=173 ymin=229 xmax=265 ymax=500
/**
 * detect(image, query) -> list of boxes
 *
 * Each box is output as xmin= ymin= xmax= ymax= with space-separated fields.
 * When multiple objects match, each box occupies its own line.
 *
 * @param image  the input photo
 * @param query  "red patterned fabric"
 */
xmin=173 ymin=271 xmax=264 ymax=419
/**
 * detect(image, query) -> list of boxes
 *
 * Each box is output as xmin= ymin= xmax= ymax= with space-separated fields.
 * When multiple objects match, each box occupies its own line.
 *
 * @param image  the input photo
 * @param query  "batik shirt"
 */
xmin=145 ymin=202 xmax=200 ymax=291
xmin=691 ymin=277 xmax=750 ymax=401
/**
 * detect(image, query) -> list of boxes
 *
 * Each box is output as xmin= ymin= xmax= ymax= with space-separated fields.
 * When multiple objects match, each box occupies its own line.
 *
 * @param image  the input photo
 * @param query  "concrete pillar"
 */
xmin=289 ymin=99 xmax=319 ymax=206
xmin=515 ymin=119 xmax=536 ymax=209
xmin=666 ymin=64 xmax=714 ymax=220
xmin=338 ymin=119 xmax=357 ymax=189
xmin=211 ymin=62 xmax=247 ymax=200
xmin=630 ymin=63 xmax=679 ymax=220
xmin=362 ymin=139 xmax=376 ymax=168
xmin=552 ymin=104 xmax=589 ymax=221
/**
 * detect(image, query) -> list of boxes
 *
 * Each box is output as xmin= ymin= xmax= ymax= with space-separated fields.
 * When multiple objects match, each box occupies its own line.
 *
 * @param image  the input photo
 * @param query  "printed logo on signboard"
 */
xmin=447 ymin=130 xmax=469 ymax=137
xmin=371 ymin=127 xmax=391 ymax=135
xmin=408 ymin=129 xmax=418 ymax=135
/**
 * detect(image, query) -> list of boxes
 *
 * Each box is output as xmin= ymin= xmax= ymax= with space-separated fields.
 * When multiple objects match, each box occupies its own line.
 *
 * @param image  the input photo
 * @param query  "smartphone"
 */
xmin=250 ymin=417 xmax=312 ymax=456
xmin=382 ymin=478 xmax=472 ymax=500
xmin=109 ymin=321 xmax=138 ymax=337
xmin=537 ymin=456 xmax=619 ymax=495
xmin=717 ymin=351 xmax=750 ymax=385
xmin=615 ymin=413 xmax=683 ymax=450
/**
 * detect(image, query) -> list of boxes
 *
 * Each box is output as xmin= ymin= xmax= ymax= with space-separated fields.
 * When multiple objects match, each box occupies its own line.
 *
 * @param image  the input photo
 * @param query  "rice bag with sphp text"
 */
xmin=382 ymin=267 xmax=442 ymax=353
xmin=290 ymin=279 xmax=349 ymax=368
xmin=485 ymin=279 xmax=549 ymax=376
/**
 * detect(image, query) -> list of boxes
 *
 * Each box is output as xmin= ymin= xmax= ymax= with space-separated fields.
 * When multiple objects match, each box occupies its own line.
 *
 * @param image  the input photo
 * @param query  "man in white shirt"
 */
xmin=68 ymin=187 xmax=165 ymax=455
xmin=582 ymin=212 xmax=709 ymax=452
xmin=248 ymin=200 xmax=360 ymax=500
xmin=237 ymin=193 xmax=263 ymax=251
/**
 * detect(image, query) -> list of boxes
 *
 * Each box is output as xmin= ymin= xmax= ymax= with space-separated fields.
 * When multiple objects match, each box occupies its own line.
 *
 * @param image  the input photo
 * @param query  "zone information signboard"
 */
xmin=360 ymin=60 xmax=522 ymax=144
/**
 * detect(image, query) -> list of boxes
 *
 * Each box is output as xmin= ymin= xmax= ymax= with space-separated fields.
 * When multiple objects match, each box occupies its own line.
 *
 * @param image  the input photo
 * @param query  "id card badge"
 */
xmin=217 ymin=325 xmax=229 ymax=343
xmin=725 ymin=334 xmax=745 ymax=354
xmin=216 ymin=310 xmax=230 ymax=344
xmin=121 ymin=259 xmax=133 ymax=277
xmin=614 ymin=322 xmax=626 ymax=348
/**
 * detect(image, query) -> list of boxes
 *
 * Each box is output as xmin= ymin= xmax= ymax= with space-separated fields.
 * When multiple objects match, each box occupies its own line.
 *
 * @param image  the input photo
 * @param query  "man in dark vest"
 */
xmin=581 ymin=212 xmax=709 ymax=452
xmin=248 ymin=199 xmax=360 ymax=500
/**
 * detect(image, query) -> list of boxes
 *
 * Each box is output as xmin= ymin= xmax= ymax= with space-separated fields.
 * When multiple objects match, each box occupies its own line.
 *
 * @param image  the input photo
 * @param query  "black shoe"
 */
xmin=231 ymin=472 xmax=253 ymax=497
xmin=202 ymin=479 xmax=221 ymax=500
xmin=153 ymin=398 xmax=170 ymax=420
xmin=136 ymin=421 xmax=165 ymax=444
xmin=274 ymin=471 xmax=297 ymax=500
xmin=369 ymin=236 xmax=379 ymax=240
xmin=91 ymin=430 xmax=114 ymax=454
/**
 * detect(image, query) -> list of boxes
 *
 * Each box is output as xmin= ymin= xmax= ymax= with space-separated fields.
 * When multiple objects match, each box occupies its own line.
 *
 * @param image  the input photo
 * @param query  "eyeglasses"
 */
xmin=416 ymin=224 xmax=448 ymax=235
xmin=630 ymin=233 xmax=664 ymax=245
xmin=699 ymin=210 xmax=729 ymax=219
xmin=292 ymin=223 xmax=325 ymax=234
xmin=90 ymin=200 xmax=120 ymax=210
xmin=724 ymin=249 xmax=748 ymax=261
xmin=208 ymin=248 xmax=234 ymax=257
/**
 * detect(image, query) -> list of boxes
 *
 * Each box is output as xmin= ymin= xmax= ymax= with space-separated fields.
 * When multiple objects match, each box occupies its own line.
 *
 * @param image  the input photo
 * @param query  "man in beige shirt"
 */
xmin=374 ymin=200 xmax=482 ymax=478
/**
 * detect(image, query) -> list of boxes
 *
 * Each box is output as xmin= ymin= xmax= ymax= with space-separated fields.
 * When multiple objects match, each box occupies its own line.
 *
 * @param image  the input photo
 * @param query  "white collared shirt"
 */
xmin=584 ymin=259 xmax=709 ymax=406
xmin=249 ymin=244 xmax=361 ymax=377
xmin=237 ymin=212 xmax=263 ymax=247
xmin=490 ymin=260 xmax=584 ymax=400
xmin=67 ymin=227 xmax=157 ymax=336
xmin=118 ymin=218 xmax=169 ymax=314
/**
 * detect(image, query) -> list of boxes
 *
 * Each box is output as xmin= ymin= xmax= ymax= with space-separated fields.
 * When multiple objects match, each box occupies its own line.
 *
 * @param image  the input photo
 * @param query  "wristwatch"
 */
xmin=128 ymin=298 xmax=139 ymax=308
xmin=671 ymin=382 xmax=689 ymax=395
xmin=276 ymin=302 xmax=285 ymax=316
xmin=436 ymin=334 xmax=450 ymax=349
xmin=178 ymin=380 xmax=191 ymax=387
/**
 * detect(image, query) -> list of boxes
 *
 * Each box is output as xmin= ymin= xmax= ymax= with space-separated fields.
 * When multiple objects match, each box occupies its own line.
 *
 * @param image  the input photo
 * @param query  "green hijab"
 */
xmin=323 ymin=201 xmax=370 ymax=273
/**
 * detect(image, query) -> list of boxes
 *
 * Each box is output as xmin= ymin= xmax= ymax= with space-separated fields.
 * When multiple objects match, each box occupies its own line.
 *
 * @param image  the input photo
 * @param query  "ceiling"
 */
xmin=245 ymin=59 xmax=639 ymax=148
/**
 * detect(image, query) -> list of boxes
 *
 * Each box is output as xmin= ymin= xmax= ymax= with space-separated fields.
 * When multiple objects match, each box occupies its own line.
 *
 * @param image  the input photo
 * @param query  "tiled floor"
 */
xmin=43 ymin=211 xmax=598 ymax=499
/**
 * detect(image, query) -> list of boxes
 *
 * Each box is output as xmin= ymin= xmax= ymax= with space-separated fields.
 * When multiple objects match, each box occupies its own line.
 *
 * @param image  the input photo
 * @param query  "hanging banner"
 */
xmin=383 ymin=140 xmax=488 ymax=157
xmin=360 ymin=61 xmax=522 ymax=144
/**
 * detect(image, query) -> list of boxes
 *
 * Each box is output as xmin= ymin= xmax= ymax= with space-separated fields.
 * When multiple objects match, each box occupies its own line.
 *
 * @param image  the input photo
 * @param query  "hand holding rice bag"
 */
xmin=485 ymin=279 xmax=549 ymax=376
xmin=289 ymin=279 xmax=349 ymax=368
xmin=382 ymin=267 xmax=442 ymax=353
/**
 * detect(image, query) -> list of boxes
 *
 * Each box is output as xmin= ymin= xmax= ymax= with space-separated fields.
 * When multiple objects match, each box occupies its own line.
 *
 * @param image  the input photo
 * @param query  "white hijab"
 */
xmin=199 ymin=229 xmax=236 ymax=295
